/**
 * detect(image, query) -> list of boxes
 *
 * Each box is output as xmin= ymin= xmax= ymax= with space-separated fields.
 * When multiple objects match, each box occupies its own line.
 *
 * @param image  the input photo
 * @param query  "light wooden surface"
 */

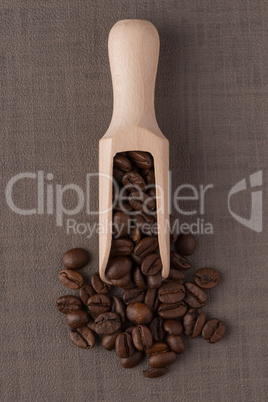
xmin=99 ymin=19 xmax=170 ymax=283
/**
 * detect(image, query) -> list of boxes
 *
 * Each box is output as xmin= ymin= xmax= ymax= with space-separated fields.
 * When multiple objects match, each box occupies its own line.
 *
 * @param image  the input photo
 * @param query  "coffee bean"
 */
xmin=143 ymin=367 xmax=167 ymax=378
xmin=86 ymin=317 xmax=96 ymax=333
xmin=167 ymin=269 xmax=185 ymax=283
xmin=133 ymin=266 xmax=147 ymax=290
xmin=91 ymin=273 xmax=111 ymax=294
xmin=111 ymin=297 xmax=126 ymax=324
xmin=66 ymin=310 xmax=89 ymax=329
xmin=95 ymin=312 xmax=121 ymax=335
xmin=202 ymin=319 xmax=226 ymax=343
xmin=114 ymin=154 xmax=132 ymax=172
xmin=126 ymin=303 xmax=153 ymax=325
xmin=62 ymin=248 xmax=89 ymax=270
xmin=184 ymin=282 xmax=208 ymax=308
xmin=87 ymin=294 xmax=111 ymax=316
xmin=123 ymin=288 xmax=145 ymax=305
xmin=166 ymin=335 xmax=186 ymax=354
xmin=120 ymin=350 xmax=143 ymax=368
xmin=183 ymin=308 xmax=206 ymax=338
xmin=101 ymin=330 xmax=122 ymax=351
xmin=132 ymin=325 xmax=153 ymax=351
xmin=144 ymin=288 xmax=159 ymax=312
xmin=141 ymin=253 xmax=162 ymax=276
xmin=106 ymin=256 xmax=132 ymax=280
xmin=124 ymin=326 xmax=136 ymax=334
xmin=134 ymin=237 xmax=158 ymax=258
xmin=110 ymin=272 xmax=133 ymax=289
xmin=113 ymin=211 xmax=131 ymax=238
xmin=69 ymin=326 xmax=95 ymax=349
xmin=56 ymin=295 xmax=82 ymax=314
xmin=158 ymin=282 xmax=185 ymax=304
xmin=128 ymin=151 xmax=153 ymax=169
xmin=147 ymin=187 xmax=156 ymax=198
xmin=158 ymin=301 xmax=187 ymax=319
xmin=113 ymin=167 xmax=124 ymax=185
xmin=58 ymin=269 xmax=84 ymax=290
xmin=133 ymin=212 xmax=155 ymax=232
xmin=79 ymin=284 xmax=95 ymax=305
xmin=130 ymin=252 xmax=143 ymax=266
xmin=115 ymin=332 xmax=135 ymax=358
xmin=141 ymin=168 xmax=155 ymax=185
xmin=110 ymin=238 xmax=134 ymax=256
xmin=149 ymin=317 xmax=165 ymax=341
xmin=146 ymin=342 xmax=169 ymax=356
xmin=164 ymin=320 xmax=183 ymax=336
xmin=147 ymin=271 xmax=162 ymax=289
xmin=130 ymin=228 xmax=141 ymax=243
xmin=170 ymin=251 xmax=192 ymax=270
xmin=129 ymin=191 xmax=155 ymax=213
xmin=122 ymin=171 xmax=146 ymax=193
xmin=176 ymin=233 xmax=196 ymax=256
xmin=148 ymin=351 xmax=176 ymax=368
xmin=194 ymin=268 xmax=220 ymax=289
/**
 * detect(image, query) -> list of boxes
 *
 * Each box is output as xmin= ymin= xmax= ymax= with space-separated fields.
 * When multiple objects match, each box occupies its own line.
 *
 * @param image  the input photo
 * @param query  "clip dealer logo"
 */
xmin=228 ymin=170 xmax=263 ymax=233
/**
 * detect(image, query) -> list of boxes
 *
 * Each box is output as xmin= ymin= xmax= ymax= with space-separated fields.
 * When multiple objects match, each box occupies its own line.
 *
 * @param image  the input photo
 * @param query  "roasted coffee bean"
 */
xmin=87 ymin=294 xmax=111 ymax=316
xmin=164 ymin=319 xmax=183 ymax=336
xmin=143 ymin=367 xmax=167 ymax=378
xmin=113 ymin=167 xmax=124 ymax=184
xmin=111 ymin=297 xmax=126 ymax=324
xmin=158 ymin=301 xmax=187 ymax=319
xmin=122 ymin=171 xmax=146 ymax=193
xmin=142 ymin=168 xmax=155 ymax=185
xmin=79 ymin=284 xmax=95 ymax=305
xmin=62 ymin=248 xmax=89 ymax=270
xmin=148 ymin=351 xmax=176 ymax=368
xmin=91 ymin=273 xmax=111 ymax=294
xmin=110 ymin=272 xmax=133 ymax=289
xmin=158 ymin=282 xmax=185 ymax=304
xmin=141 ymin=253 xmax=162 ymax=276
xmin=147 ymin=187 xmax=156 ymax=198
xmin=202 ymin=319 xmax=226 ymax=343
xmin=167 ymin=269 xmax=185 ymax=283
xmin=120 ymin=350 xmax=143 ymax=368
xmin=114 ymin=154 xmax=132 ymax=172
xmin=133 ymin=266 xmax=147 ymax=290
xmin=184 ymin=282 xmax=208 ymax=308
xmin=194 ymin=268 xmax=220 ymax=289
xmin=166 ymin=335 xmax=186 ymax=354
xmin=128 ymin=151 xmax=153 ymax=169
xmin=110 ymin=238 xmax=134 ymax=256
xmin=130 ymin=228 xmax=141 ymax=243
xmin=66 ymin=310 xmax=89 ymax=329
xmin=134 ymin=237 xmax=158 ymax=258
xmin=69 ymin=326 xmax=95 ymax=349
xmin=169 ymin=215 xmax=180 ymax=243
xmin=101 ymin=330 xmax=122 ymax=351
xmin=115 ymin=332 xmax=135 ymax=358
xmin=95 ymin=312 xmax=121 ymax=335
xmin=130 ymin=252 xmax=143 ymax=266
xmin=58 ymin=269 xmax=84 ymax=290
xmin=113 ymin=211 xmax=131 ymax=238
xmin=124 ymin=326 xmax=136 ymax=334
xmin=129 ymin=191 xmax=155 ymax=213
xmin=149 ymin=317 xmax=165 ymax=341
xmin=126 ymin=302 xmax=153 ymax=325
xmin=133 ymin=211 xmax=155 ymax=228
xmin=106 ymin=256 xmax=132 ymax=280
xmin=123 ymin=288 xmax=145 ymax=305
xmin=170 ymin=251 xmax=192 ymax=270
xmin=113 ymin=200 xmax=133 ymax=213
xmin=86 ymin=316 xmax=96 ymax=332
xmin=176 ymin=233 xmax=196 ymax=256
xmin=132 ymin=325 xmax=153 ymax=351
xmin=144 ymin=288 xmax=159 ymax=312
xmin=146 ymin=342 xmax=169 ymax=356
xmin=147 ymin=271 xmax=162 ymax=289
xmin=56 ymin=295 xmax=82 ymax=314
xmin=183 ymin=308 xmax=206 ymax=338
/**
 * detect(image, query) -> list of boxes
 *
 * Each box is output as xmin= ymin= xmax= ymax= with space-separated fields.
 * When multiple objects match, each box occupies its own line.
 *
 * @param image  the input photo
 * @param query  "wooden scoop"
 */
xmin=99 ymin=19 xmax=169 ymax=283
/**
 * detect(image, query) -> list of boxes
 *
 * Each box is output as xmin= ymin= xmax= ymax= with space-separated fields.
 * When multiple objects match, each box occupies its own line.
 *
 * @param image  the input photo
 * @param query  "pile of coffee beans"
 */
xmin=56 ymin=151 xmax=226 ymax=379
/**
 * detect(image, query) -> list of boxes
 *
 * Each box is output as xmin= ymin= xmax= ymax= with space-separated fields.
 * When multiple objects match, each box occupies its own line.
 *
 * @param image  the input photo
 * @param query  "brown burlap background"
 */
xmin=1 ymin=1 xmax=267 ymax=401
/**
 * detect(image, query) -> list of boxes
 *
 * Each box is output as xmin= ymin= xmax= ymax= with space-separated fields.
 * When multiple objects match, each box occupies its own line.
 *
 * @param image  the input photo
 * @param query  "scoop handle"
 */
xmin=108 ymin=19 xmax=160 ymax=131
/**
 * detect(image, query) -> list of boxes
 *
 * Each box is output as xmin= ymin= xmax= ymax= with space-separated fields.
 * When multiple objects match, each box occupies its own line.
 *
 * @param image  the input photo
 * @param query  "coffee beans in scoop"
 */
xmin=56 ymin=151 xmax=226 ymax=378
